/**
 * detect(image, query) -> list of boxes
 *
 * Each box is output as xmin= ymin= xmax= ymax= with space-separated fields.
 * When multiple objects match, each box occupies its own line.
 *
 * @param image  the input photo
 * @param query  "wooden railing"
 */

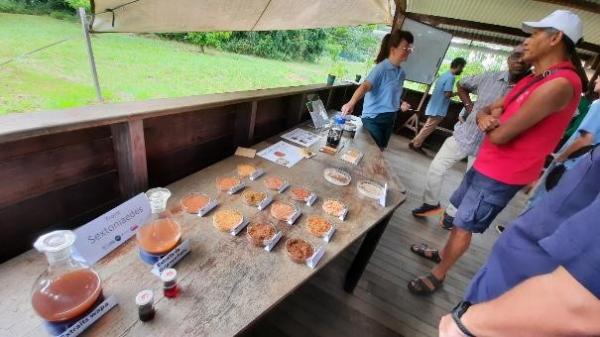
xmin=0 ymin=83 xmax=356 ymax=261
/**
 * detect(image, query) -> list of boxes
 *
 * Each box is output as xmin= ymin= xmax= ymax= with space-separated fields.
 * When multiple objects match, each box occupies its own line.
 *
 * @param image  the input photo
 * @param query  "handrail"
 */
xmin=0 ymin=82 xmax=353 ymax=143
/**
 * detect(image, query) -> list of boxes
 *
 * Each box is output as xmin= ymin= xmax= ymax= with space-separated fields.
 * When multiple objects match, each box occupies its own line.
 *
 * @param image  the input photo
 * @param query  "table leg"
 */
xmin=344 ymin=212 xmax=393 ymax=293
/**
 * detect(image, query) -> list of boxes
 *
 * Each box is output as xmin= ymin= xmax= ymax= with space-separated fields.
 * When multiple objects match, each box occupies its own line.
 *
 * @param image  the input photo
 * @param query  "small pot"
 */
xmin=355 ymin=74 xmax=362 ymax=82
xmin=327 ymin=74 xmax=336 ymax=86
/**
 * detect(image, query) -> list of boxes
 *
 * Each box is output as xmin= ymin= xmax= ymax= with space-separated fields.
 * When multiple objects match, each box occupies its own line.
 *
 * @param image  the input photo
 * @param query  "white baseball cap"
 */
xmin=522 ymin=10 xmax=583 ymax=43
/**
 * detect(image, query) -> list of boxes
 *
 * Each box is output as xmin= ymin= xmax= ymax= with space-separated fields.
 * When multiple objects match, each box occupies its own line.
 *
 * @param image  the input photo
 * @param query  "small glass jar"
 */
xmin=326 ymin=116 xmax=345 ymax=148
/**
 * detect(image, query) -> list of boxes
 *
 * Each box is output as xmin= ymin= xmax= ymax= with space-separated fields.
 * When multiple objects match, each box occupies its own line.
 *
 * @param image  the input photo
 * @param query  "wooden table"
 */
xmin=0 ymin=120 xmax=406 ymax=337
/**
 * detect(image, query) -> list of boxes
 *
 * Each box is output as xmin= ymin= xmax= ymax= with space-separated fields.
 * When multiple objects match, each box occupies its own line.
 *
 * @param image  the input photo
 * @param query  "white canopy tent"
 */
xmin=89 ymin=0 xmax=396 ymax=33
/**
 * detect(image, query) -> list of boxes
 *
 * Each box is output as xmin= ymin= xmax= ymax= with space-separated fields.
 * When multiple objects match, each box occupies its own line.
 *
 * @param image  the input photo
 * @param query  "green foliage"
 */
xmin=328 ymin=62 xmax=348 ymax=78
xmin=324 ymin=25 xmax=379 ymax=63
xmin=0 ymin=0 xmax=88 ymax=16
xmin=185 ymin=32 xmax=232 ymax=52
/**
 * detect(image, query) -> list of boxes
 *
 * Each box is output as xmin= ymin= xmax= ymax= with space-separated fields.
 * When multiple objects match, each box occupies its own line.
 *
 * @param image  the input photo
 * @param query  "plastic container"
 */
xmin=286 ymin=238 xmax=314 ymax=264
xmin=246 ymin=222 xmax=277 ymax=247
xmin=137 ymin=188 xmax=182 ymax=264
xmin=31 ymin=230 xmax=103 ymax=335
xmin=270 ymin=201 xmax=298 ymax=222
xmin=326 ymin=116 xmax=345 ymax=148
xmin=180 ymin=192 xmax=211 ymax=214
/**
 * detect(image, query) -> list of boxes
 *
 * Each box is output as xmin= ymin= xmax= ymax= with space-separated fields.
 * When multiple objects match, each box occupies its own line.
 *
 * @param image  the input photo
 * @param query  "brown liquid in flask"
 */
xmin=31 ymin=230 xmax=104 ymax=325
xmin=32 ymin=268 xmax=102 ymax=322
xmin=137 ymin=187 xmax=182 ymax=255
xmin=137 ymin=218 xmax=181 ymax=254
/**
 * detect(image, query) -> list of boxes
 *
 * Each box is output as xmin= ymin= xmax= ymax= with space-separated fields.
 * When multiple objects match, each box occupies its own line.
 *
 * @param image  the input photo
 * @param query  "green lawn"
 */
xmin=0 ymin=13 xmax=365 ymax=114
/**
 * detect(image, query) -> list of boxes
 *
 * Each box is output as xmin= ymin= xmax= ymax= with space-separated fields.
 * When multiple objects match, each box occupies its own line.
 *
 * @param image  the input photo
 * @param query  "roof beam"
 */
xmin=533 ymin=0 xmax=600 ymax=14
xmin=405 ymin=12 xmax=600 ymax=54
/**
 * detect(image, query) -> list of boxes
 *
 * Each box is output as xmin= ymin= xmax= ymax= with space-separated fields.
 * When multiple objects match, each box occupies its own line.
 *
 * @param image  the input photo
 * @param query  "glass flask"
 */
xmin=137 ymin=187 xmax=182 ymax=264
xmin=31 ymin=230 xmax=103 ymax=335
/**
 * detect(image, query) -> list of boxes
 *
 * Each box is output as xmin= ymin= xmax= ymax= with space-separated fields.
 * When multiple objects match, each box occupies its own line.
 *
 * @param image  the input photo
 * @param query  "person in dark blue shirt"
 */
xmin=439 ymin=146 xmax=600 ymax=336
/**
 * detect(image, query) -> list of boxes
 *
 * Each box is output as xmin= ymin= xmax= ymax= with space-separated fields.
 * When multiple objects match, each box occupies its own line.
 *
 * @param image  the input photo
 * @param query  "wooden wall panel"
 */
xmin=144 ymin=107 xmax=238 ymax=187
xmin=0 ymin=172 xmax=120 ymax=261
xmin=253 ymin=98 xmax=287 ymax=143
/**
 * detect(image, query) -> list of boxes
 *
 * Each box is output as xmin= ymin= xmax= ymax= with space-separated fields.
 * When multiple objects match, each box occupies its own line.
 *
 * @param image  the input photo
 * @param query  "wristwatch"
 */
xmin=451 ymin=301 xmax=476 ymax=337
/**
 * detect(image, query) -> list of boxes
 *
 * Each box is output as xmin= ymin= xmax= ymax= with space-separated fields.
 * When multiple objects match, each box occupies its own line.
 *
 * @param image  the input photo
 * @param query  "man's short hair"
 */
xmin=451 ymin=57 xmax=467 ymax=68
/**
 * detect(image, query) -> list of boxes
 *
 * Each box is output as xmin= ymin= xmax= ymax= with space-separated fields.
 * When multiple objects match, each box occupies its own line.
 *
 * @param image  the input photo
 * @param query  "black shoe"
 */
xmin=412 ymin=203 xmax=442 ymax=218
xmin=495 ymin=225 xmax=505 ymax=234
xmin=409 ymin=142 xmax=427 ymax=156
xmin=439 ymin=212 xmax=454 ymax=230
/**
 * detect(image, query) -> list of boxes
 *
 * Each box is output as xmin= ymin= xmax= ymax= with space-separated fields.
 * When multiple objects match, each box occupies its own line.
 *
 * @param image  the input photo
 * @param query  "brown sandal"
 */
xmin=410 ymin=243 xmax=441 ymax=263
xmin=407 ymin=273 xmax=444 ymax=295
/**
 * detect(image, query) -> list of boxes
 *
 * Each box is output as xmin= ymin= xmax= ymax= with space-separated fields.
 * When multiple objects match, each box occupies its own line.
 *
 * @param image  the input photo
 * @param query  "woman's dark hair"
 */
xmin=450 ymin=57 xmax=467 ymax=69
xmin=546 ymin=28 xmax=589 ymax=89
xmin=375 ymin=30 xmax=414 ymax=64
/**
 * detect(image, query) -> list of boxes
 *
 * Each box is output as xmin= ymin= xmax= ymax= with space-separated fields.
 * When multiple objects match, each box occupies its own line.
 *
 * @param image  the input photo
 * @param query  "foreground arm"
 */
xmin=440 ymin=267 xmax=600 ymax=337
xmin=341 ymin=81 xmax=372 ymax=115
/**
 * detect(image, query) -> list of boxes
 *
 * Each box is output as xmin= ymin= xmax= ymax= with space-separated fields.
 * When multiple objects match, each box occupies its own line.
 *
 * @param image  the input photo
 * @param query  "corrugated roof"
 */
xmin=406 ymin=0 xmax=600 ymax=50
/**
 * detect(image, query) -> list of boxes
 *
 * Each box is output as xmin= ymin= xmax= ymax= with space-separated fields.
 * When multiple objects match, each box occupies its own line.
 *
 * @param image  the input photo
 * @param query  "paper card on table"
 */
xmin=306 ymin=193 xmax=317 ymax=206
xmin=323 ymin=226 xmax=336 ymax=243
xmin=278 ymin=181 xmax=290 ymax=193
xmin=257 ymin=194 xmax=273 ymax=211
xmin=235 ymin=147 xmax=256 ymax=158
xmin=287 ymin=211 xmax=301 ymax=225
xmin=306 ymin=246 xmax=325 ymax=269
xmin=379 ymin=183 xmax=388 ymax=207
xmin=339 ymin=208 xmax=348 ymax=221
xmin=249 ymin=168 xmax=265 ymax=181
xmin=151 ymin=239 xmax=190 ymax=276
xmin=281 ymin=128 xmax=321 ymax=147
xmin=228 ymin=181 xmax=245 ymax=195
xmin=74 ymin=193 xmax=151 ymax=265
xmin=58 ymin=296 xmax=118 ymax=337
xmin=197 ymin=199 xmax=218 ymax=217
xmin=257 ymin=141 xmax=304 ymax=168
xmin=230 ymin=218 xmax=249 ymax=236
xmin=264 ymin=231 xmax=283 ymax=252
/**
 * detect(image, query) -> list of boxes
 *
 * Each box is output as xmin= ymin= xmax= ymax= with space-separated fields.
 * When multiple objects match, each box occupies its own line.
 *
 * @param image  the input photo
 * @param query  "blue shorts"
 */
xmin=450 ymin=169 xmax=523 ymax=233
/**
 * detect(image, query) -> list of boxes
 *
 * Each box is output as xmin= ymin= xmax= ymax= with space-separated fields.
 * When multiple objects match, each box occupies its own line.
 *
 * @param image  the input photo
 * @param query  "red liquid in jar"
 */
xmin=164 ymin=286 xmax=179 ymax=298
xmin=31 ymin=269 xmax=102 ymax=322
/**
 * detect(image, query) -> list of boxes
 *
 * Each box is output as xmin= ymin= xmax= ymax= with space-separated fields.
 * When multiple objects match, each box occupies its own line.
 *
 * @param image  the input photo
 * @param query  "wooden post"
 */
xmin=391 ymin=0 xmax=407 ymax=32
xmin=285 ymin=93 xmax=307 ymax=128
xmin=111 ymin=120 xmax=148 ymax=198
xmin=234 ymin=101 xmax=257 ymax=146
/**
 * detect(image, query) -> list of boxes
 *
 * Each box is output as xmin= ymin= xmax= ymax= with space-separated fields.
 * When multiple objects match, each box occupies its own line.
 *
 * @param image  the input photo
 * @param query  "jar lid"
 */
xmin=33 ymin=230 xmax=76 ymax=253
xmin=160 ymin=268 xmax=177 ymax=283
xmin=334 ymin=116 xmax=346 ymax=125
xmin=135 ymin=289 xmax=154 ymax=306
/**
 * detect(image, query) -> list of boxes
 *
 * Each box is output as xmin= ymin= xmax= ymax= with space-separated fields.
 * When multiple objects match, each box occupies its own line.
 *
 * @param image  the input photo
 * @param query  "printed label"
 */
xmin=58 ymin=296 xmax=118 ymax=337
xmin=379 ymin=183 xmax=388 ymax=207
xmin=306 ymin=193 xmax=317 ymax=206
xmin=257 ymin=195 xmax=273 ymax=211
xmin=152 ymin=240 xmax=190 ymax=276
xmin=323 ymin=226 xmax=336 ymax=243
xmin=306 ymin=246 xmax=325 ymax=269
xmin=264 ymin=231 xmax=283 ymax=252
xmin=249 ymin=168 xmax=265 ymax=181
xmin=228 ymin=182 xmax=246 ymax=195
xmin=287 ymin=211 xmax=301 ymax=225
xmin=230 ymin=218 xmax=249 ymax=236
xmin=198 ymin=200 xmax=218 ymax=217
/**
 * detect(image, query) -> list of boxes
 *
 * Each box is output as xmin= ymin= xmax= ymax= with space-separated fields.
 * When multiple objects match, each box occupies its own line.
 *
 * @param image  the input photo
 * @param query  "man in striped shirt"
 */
xmin=411 ymin=47 xmax=530 ymax=226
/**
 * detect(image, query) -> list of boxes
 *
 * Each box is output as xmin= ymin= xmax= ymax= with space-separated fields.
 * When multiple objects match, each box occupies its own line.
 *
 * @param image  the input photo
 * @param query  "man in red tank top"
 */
xmin=408 ymin=10 xmax=586 ymax=296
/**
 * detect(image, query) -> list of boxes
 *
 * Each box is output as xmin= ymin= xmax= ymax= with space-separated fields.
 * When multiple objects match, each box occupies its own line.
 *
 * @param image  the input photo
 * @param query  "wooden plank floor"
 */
xmin=241 ymin=135 xmax=528 ymax=337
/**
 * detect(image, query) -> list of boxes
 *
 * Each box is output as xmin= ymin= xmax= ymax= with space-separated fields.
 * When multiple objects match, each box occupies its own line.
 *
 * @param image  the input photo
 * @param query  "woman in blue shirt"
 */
xmin=341 ymin=30 xmax=414 ymax=150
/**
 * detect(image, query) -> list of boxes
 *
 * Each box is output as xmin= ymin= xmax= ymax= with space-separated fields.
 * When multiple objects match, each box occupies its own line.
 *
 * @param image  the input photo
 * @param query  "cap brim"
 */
xmin=522 ymin=21 xmax=548 ymax=34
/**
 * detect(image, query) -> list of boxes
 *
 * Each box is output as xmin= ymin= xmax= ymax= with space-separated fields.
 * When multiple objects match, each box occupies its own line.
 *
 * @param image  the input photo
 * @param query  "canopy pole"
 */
xmin=78 ymin=7 xmax=104 ymax=102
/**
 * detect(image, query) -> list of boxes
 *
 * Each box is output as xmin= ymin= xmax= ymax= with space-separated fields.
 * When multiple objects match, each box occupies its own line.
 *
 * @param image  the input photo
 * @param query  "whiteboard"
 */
xmin=401 ymin=18 xmax=453 ymax=85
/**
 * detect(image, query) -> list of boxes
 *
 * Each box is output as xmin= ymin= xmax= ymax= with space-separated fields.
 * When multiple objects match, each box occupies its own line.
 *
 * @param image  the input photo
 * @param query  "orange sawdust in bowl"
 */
xmin=290 ymin=186 xmax=311 ymax=201
xmin=212 ymin=209 xmax=243 ymax=232
xmin=322 ymin=199 xmax=347 ymax=217
xmin=264 ymin=176 xmax=285 ymax=191
xmin=270 ymin=201 xmax=297 ymax=221
xmin=242 ymin=189 xmax=267 ymax=207
xmin=180 ymin=193 xmax=210 ymax=214
xmin=216 ymin=176 xmax=241 ymax=191
xmin=306 ymin=216 xmax=333 ymax=238
xmin=286 ymin=238 xmax=314 ymax=264
xmin=246 ymin=222 xmax=277 ymax=247
xmin=237 ymin=164 xmax=257 ymax=178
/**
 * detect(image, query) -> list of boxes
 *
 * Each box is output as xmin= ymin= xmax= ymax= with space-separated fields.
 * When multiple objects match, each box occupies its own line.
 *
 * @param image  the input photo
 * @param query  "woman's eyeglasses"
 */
xmin=401 ymin=47 xmax=415 ymax=53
